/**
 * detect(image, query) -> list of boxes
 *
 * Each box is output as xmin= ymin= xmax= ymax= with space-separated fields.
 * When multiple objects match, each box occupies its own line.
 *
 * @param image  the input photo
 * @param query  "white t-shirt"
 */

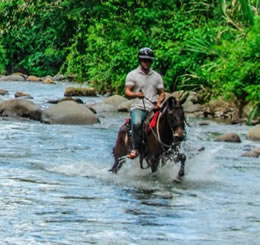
xmin=125 ymin=66 xmax=164 ymax=111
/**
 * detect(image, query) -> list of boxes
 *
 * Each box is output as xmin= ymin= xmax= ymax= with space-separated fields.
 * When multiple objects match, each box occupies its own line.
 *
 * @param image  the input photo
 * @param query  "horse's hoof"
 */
xmin=173 ymin=177 xmax=182 ymax=183
xmin=178 ymin=170 xmax=184 ymax=177
xmin=108 ymin=168 xmax=117 ymax=174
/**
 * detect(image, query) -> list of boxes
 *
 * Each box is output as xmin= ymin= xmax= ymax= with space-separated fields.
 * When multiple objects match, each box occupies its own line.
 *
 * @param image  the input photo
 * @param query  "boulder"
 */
xmin=103 ymin=95 xmax=128 ymax=107
xmin=43 ymin=77 xmax=56 ymax=84
xmin=184 ymin=103 xmax=203 ymax=113
xmin=64 ymin=87 xmax=96 ymax=96
xmin=214 ymin=133 xmax=241 ymax=143
xmin=0 ymin=89 xmax=8 ymax=95
xmin=89 ymin=102 xmax=117 ymax=113
xmin=0 ymin=74 xmax=25 ymax=81
xmin=241 ymin=148 xmax=260 ymax=158
xmin=15 ymin=91 xmax=33 ymax=99
xmin=118 ymin=100 xmax=132 ymax=112
xmin=41 ymin=101 xmax=99 ymax=125
xmin=53 ymin=74 xmax=66 ymax=81
xmin=204 ymin=98 xmax=239 ymax=120
xmin=0 ymin=99 xmax=42 ymax=120
xmin=27 ymin=75 xmax=41 ymax=82
xmin=47 ymin=97 xmax=84 ymax=104
xmin=247 ymin=124 xmax=260 ymax=141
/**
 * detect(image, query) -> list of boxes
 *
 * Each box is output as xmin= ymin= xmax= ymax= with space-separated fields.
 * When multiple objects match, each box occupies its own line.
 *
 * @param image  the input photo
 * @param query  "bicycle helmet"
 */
xmin=138 ymin=47 xmax=155 ymax=60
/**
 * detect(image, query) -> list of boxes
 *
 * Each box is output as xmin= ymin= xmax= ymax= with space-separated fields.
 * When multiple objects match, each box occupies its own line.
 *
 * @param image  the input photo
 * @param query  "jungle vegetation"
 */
xmin=0 ymin=0 xmax=259 ymax=109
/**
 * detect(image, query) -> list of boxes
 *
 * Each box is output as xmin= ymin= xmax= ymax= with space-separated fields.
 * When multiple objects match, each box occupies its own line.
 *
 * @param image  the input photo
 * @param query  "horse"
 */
xmin=110 ymin=96 xmax=187 ymax=179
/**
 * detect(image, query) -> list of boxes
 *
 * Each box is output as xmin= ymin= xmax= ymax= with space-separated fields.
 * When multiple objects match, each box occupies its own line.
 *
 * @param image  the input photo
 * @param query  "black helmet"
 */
xmin=138 ymin=47 xmax=155 ymax=60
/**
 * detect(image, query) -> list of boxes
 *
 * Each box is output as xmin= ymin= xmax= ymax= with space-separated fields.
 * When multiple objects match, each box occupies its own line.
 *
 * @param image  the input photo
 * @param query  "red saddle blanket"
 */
xmin=147 ymin=111 xmax=160 ymax=132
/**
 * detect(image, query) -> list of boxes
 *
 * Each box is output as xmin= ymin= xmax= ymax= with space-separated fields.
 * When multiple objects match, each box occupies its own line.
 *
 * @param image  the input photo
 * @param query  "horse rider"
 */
xmin=125 ymin=47 xmax=166 ymax=159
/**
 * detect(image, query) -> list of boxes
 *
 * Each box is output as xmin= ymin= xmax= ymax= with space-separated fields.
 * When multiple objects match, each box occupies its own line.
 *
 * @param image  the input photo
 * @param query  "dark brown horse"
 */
xmin=110 ymin=96 xmax=186 ymax=178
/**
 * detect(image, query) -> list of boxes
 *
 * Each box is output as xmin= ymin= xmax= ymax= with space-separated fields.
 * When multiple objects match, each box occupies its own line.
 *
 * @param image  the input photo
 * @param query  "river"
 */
xmin=0 ymin=81 xmax=259 ymax=245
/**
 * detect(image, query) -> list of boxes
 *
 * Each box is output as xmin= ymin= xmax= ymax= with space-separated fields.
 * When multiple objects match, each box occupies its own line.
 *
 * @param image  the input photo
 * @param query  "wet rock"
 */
xmin=198 ymin=121 xmax=210 ymax=126
xmin=0 ymin=89 xmax=8 ymax=95
xmin=47 ymin=97 xmax=84 ymax=104
xmin=15 ymin=91 xmax=33 ymax=99
xmin=117 ymin=100 xmax=131 ymax=112
xmin=53 ymin=74 xmax=66 ymax=81
xmin=0 ymin=99 xmax=42 ymax=120
xmin=64 ymin=87 xmax=97 ymax=97
xmin=247 ymin=124 xmax=260 ymax=141
xmin=241 ymin=148 xmax=260 ymax=158
xmin=184 ymin=103 xmax=203 ymax=113
xmin=41 ymin=101 xmax=99 ymax=125
xmin=43 ymin=76 xmax=56 ymax=84
xmin=27 ymin=75 xmax=41 ymax=82
xmin=214 ymin=133 xmax=241 ymax=143
xmin=204 ymin=98 xmax=239 ymax=120
xmin=89 ymin=103 xmax=117 ymax=113
xmin=0 ymin=74 xmax=25 ymax=81
xmin=103 ymin=95 xmax=128 ymax=107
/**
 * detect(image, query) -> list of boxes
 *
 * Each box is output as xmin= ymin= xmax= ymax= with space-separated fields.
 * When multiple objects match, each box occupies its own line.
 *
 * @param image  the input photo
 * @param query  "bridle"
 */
xmin=143 ymin=97 xmax=186 ymax=149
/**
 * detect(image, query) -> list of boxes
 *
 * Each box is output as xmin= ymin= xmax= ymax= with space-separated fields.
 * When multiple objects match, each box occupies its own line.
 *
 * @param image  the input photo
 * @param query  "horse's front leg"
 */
xmin=178 ymin=153 xmax=186 ymax=177
xmin=149 ymin=154 xmax=160 ymax=173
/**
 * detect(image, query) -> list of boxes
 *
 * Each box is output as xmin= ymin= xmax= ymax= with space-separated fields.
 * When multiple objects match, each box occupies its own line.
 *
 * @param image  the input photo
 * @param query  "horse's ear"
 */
xmin=168 ymin=96 xmax=177 ymax=109
xmin=179 ymin=97 xmax=186 ymax=105
xmin=178 ymin=91 xmax=189 ymax=105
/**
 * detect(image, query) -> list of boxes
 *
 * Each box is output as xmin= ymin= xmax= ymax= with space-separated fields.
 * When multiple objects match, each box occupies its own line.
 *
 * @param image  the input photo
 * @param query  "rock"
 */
xmin=241 ymin=148 xmax=260 ymax=158
xmin=43 ymin=77 xmax=56 ymax=84
xmin=13 ymin=72 xmax=27 ymax=79
xmin=204 ymin=98 xmax=239 ymax=120
xmin=103 ymin=95 xmax=128 ymax=107
xmin=0 ymin=74 xmax=25 ymax=81
xmin=41 ymin=101 xmax=99 ymax=125
xmin=247 ymin=124 xmax=260 ymax=141
xmin=117 ymin=100 xmax=132 ymax=112
xmin=214 ymin=133 xmax=241 ymax=143
xmin=89 ymin=102 xmax=117 ymax=113
xmin=241 ymin=102 xmax=254 ymax=119
xmin=53 ymin=74 xmax=66 ymax=81
xmin=64 ymin=87 xmax=96 ymax=96
xmin=0 ymin=89 xmax=8 ymax=95
xmin=184 ymin=103 xmax=203 ymax=113
xmin=0 ymin=99 xmax=42 ymax=120
xmin=27 ymin=75 xmax=41 ymax=82
xmin=47 ymin=97 xmax=84 ymax=104
xmin=198 ymin=121 xmax=210 ymax=126
xmin=15 ymin=91 xmax=33 ymax=99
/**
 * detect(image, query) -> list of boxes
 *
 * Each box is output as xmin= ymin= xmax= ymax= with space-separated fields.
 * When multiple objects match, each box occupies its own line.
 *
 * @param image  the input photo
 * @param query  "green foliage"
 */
xmin=0 ymin=0 xmax=258 ymax=111
xmin=198 ymin=16 xmax=260 ymax=106
xmin=0 ymin=0 xmax=75 ymax=76
xmin=0 ymin=40 xmax=7 ymax=74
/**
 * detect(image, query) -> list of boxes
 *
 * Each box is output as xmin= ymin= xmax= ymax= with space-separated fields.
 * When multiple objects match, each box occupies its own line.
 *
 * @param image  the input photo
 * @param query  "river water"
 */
xmin=0 ymin=81 xmax=259 ymax=245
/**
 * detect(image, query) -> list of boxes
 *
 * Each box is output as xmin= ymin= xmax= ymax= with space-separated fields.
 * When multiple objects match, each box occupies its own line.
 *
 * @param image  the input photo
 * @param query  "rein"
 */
xmin=143 ymin=96 xmax=185 ymax=148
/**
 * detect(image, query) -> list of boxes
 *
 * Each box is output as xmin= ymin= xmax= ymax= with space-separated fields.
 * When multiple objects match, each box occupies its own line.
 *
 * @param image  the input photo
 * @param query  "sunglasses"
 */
xmin=140 ymin=59 xmax=153 ymax=63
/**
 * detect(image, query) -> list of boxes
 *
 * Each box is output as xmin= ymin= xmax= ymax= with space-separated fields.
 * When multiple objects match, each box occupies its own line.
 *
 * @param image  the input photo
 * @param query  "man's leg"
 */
xmin=129 ymin=109 xmax=148 ymax=158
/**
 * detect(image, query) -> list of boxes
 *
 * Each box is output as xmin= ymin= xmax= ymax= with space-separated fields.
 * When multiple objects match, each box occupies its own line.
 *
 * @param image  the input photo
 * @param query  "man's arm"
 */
xmin=125 ymin=86 xmax=144 ymax=99
xmin=156 ymin=88 xmax=165 ymax=108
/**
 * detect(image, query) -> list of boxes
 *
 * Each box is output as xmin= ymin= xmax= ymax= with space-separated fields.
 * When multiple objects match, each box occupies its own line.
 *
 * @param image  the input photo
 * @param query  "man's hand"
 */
xmin=154 ymin=102 xmax=161 ymax=110
xmin=135 ymin=92 xmax=145 ymax=99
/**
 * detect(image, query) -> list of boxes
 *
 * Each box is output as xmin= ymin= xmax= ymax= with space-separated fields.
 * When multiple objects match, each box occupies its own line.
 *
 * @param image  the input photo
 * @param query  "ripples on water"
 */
xmin=0 ymin=82 xmax=259 ymax=244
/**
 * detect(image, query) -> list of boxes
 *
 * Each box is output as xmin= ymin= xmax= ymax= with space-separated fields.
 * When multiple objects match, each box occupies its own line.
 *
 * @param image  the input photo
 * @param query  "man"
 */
xmin=125 ymin=47 xmax=165 ymax=159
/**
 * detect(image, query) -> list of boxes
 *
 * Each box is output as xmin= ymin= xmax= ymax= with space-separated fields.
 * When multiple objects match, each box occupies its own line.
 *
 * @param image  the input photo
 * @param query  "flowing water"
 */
xmin=0 ymin=81 xmax=259 ymax=245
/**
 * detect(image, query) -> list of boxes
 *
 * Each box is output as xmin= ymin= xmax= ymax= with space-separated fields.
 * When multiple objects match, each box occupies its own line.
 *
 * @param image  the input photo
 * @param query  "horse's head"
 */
xmin=164 ymin=96 xmax=185 ymax=141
